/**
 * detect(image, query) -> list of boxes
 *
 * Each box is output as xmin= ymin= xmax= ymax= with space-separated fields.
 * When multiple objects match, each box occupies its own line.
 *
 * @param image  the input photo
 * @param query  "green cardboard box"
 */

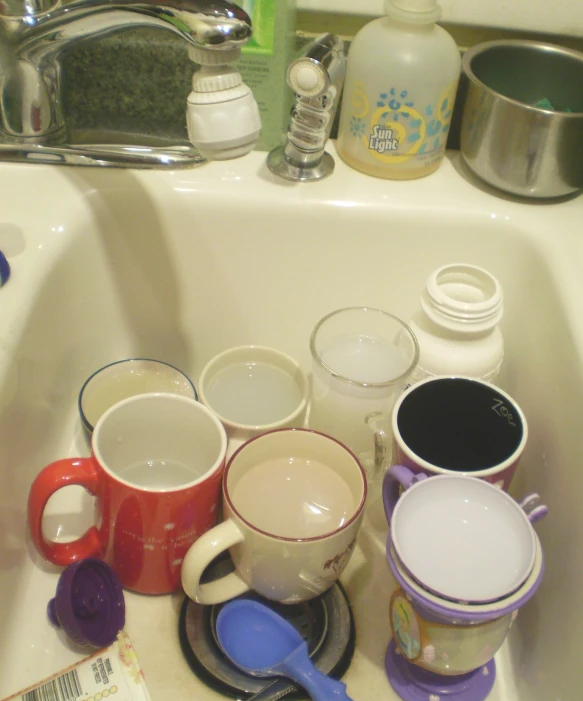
xmin=238 ymin=0 xmax=297 ymax=152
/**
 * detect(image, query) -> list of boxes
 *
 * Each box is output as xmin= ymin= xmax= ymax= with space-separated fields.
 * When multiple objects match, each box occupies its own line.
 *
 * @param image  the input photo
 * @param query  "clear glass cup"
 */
xmin=309 ymin=307 xmax=419 ymax=482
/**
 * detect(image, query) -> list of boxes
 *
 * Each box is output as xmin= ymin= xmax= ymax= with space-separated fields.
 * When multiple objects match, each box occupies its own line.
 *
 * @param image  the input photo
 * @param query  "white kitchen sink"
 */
xmin=0 ymin=144 xmax=581 ymax=701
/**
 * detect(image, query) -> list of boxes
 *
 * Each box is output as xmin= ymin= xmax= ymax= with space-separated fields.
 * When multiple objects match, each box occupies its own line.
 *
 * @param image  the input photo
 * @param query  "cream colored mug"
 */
xmin=181 ymin=428 xmax=367 ymax=604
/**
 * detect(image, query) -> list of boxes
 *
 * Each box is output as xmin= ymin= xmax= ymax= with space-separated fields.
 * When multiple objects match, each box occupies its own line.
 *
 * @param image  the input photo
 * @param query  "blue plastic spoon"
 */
xmin=216 ymin=599 xmax=354 ymax=701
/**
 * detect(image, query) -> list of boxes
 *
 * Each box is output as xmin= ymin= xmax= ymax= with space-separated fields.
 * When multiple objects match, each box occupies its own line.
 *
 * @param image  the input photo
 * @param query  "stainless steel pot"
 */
xmin=460 ymin=40 xmax=583 ymax=198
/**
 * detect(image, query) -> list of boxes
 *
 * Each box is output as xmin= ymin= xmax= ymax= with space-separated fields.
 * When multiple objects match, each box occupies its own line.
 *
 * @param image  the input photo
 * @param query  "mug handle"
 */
xmin=365 ymin=412 xmax=391 ymax=481
xmin=28 ymin=458 xmax=103 ymax=566
xmin=181 ymin=519 xmax=250 ymax=605
xmin=382 ymin=465 xmax=428 ymax=524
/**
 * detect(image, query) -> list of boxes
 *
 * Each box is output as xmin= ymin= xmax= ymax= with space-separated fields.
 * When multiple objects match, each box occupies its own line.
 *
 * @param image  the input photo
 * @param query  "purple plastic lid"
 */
xmin=47 ymin=558 xmax=125 ymax=649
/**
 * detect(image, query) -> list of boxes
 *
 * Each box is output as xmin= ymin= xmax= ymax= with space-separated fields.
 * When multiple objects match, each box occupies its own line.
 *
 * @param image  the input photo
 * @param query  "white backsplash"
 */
xmin=299 ymin=0 xmax=583 ymax=38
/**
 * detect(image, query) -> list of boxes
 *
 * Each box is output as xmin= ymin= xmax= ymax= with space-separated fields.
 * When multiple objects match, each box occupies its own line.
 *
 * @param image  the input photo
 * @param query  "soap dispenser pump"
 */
xmin=336 ymin=0 xmax=461 ymax=179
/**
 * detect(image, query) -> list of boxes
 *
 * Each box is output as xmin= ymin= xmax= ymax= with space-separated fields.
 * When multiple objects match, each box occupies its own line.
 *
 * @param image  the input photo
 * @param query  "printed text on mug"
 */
xmin=491 ymin=398 xmax=517 ymax=426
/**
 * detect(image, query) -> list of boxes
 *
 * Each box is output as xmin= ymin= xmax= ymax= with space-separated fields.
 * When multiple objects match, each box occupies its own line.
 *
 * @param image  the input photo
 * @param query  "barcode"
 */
xmin=22 ymin=669 xmax=83 ymax=701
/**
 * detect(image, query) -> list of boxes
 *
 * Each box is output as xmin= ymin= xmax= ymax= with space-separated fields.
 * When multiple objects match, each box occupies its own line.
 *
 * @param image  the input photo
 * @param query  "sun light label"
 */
xmin=368 ymin=125 xmax=399 ymax=153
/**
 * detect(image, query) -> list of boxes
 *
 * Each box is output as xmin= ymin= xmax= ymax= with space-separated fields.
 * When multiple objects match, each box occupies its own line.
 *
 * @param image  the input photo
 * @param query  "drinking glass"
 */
xmin=309 ymin=307 xmax=419 ymax=481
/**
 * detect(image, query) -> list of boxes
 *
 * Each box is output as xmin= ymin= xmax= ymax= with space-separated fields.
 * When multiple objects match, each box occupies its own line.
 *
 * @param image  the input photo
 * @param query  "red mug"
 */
xmin=28 ymin=393 xmax=227 ymax=594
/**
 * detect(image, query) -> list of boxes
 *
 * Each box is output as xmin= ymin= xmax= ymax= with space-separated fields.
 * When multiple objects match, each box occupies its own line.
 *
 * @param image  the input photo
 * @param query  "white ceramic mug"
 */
xmin=78 ymin=358 xmax=197 ymax=433
xmin=199 ymin=345 xmax=309 ymax=457
xmin=181 ymin=428 xmax=367 ymax=604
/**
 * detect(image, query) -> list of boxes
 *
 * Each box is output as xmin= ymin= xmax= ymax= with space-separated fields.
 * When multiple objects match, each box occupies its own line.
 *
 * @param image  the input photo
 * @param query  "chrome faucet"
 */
xmin=0 ymin=0 xmax=254 ymax=166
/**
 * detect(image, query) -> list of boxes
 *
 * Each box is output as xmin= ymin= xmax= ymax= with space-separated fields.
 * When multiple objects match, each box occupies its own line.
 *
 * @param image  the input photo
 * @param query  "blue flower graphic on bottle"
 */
xmin=376 ymin=88 xmax=415 ymax=119
xmin=341 ymin=80 xmax=458 ymax=167
xmin=349 ymin=116 xmax=367 ymax=138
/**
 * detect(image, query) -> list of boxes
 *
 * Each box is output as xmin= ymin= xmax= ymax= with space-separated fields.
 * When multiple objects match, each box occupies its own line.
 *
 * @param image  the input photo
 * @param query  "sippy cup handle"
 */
xmin=382 ymin=465 xmax=428 ymax=524
xmin=519 ymin=493 xmax=548 ymax=523
xmin=382 ymin=469 xmax=549 ymax=527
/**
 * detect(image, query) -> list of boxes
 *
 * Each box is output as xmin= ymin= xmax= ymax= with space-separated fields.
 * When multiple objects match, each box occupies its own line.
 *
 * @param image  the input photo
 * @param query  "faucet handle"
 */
xmin=267 ymin=33 xmax=346 ymax=182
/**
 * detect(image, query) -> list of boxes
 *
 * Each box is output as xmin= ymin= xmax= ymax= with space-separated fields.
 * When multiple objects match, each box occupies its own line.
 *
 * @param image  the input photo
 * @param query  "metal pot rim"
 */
xmin=461 ymin=39 xmax=583 ymax=118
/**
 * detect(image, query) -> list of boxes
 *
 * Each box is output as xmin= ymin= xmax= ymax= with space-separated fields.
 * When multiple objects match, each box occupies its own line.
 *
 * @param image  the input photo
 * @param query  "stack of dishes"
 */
xmin=382 ymin=472 xmax=546 ymax=701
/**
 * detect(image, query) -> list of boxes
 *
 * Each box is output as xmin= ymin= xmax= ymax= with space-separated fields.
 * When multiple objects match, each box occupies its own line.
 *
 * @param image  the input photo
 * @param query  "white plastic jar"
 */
xmin=407 ymin=263 xmax=504 ymax=384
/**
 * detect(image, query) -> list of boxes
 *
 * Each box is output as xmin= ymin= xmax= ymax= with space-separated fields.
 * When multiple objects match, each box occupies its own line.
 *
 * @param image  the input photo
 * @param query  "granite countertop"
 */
xmin=64 ymin=30 xmax=194 ymax=142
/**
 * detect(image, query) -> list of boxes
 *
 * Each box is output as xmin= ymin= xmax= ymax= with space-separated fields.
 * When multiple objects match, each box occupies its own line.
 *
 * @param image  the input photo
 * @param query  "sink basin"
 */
xmin=0 ymin=145 xmax=581 ymax=700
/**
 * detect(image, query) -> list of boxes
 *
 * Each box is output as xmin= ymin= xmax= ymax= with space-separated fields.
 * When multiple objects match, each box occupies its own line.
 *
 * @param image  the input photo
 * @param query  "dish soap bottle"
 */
xmin=336 ymin=0 xmax=461 ymax=179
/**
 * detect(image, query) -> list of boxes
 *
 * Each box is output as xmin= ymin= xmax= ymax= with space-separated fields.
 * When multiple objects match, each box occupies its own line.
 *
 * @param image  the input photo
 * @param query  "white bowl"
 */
xmin=391 ymin=474 xmax=536 ymax=603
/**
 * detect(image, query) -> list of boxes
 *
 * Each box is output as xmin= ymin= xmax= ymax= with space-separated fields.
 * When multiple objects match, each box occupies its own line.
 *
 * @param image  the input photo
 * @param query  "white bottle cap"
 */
xmin=385 ymin=0 xmax=441 ymax=23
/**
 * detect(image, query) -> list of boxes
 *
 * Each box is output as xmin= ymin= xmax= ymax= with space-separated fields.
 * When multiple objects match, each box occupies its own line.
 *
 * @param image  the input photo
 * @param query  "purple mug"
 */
xmin=391 ymin=375 xmax=528 ymax=492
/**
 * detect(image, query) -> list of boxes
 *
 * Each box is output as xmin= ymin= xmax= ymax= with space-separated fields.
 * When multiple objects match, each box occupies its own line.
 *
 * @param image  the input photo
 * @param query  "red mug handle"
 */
xmin=28 ymin=457 xmax=103 ymax=566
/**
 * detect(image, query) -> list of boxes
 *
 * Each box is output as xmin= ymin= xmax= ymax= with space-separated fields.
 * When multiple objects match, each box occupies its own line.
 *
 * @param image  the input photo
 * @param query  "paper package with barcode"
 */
xmin=2 ymin=631 xmax=152 ymax=701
